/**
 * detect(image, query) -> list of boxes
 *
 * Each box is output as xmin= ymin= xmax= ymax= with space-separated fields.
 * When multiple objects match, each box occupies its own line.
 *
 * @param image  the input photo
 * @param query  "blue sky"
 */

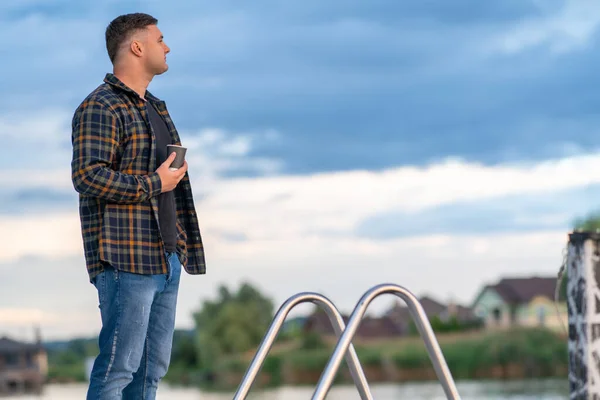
xmin=1 ymin=0 xmax=600 ymax=340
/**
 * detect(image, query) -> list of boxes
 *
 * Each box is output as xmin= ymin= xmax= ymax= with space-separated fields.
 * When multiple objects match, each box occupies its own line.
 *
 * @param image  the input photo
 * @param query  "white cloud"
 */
xmin=2 ymin=151 xmax=599 ymax=265
xmin=493 ymin=0 xmax=600 ymax=54
xmin=0 ymin=108 xmax=71 ymax=142
xmin=0 ymin=0 xmax=594 ymax=341
xmin=0 ymin=308 xmax=100 ymax=341
xmin=0 ymin=308 xmax=58 ymax=326
xmin=176 ymin=127 xmax=283 ymax=190
xmin=0 ymin=253 xmax=100 ymax=340
xmin=0 ymin=119 xmax=282 ymax=201
xmin=0 ymin=212 xmax=83 ymax=264
xmin=0 ymin=169 xmax=72 ymax=191
xmin=0 ymin=227 xmax=568 ymax=341
xmin=0 ymin=108 xmax=74 ymax=173
xmin=196 ymin=152 xmax=600 ymax=241
xmin=0 ymin=152 xmax=594 ymax=340
xmin=0 ymin=13 xmax=103 ymax=63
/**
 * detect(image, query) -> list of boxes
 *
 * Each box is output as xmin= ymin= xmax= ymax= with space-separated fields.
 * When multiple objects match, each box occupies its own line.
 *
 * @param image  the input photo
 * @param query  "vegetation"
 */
xmin=44 ymin=281 xmax=568 ymax=391
xmin=191 ymin=282 xmax=275 ymax=378
xmin=46 ymin=338 xmax=97 ymax=383
xmin=573 ymin=211 xmax=600 ymax=231
xmin=407 ymin=314 xmax=483 ymax=335
xmin=392 ymin=327 xmax=566 ymax=380
xmin=179 ymin=326 xmax=567 ymax=389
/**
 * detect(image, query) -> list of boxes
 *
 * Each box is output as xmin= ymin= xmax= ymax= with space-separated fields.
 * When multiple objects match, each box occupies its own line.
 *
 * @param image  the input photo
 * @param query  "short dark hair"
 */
xmin=105 ymin=13 xmax=158 ymax=63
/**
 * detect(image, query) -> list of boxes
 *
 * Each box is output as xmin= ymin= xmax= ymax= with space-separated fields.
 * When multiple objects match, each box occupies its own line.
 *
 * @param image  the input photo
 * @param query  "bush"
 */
xmin=47 ymin=363 xmax=86 ymax=382
xmin=389 ymin=327 xmax=568 ymax=379
xmin=216 ymin=356 xmax=249 ymax=373
xmin=300 ymin=331 xmax=327 ymax=350
xmin=261 ymin=354 xmax=283 ymax=386
xmin=355 ymin=346 xmax=383 ymax=367
xmin=392 ymin=346 xmax=431 ymax=369
xmin=286 ymin=348 xmax=332 ymax=371
xmin=187 ymin=327 xmax=569 ymax=390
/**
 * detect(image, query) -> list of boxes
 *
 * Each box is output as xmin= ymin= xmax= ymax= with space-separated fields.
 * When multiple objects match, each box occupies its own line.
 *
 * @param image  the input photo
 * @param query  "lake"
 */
xmin=4 ymin=379 xmax=568 ymax=399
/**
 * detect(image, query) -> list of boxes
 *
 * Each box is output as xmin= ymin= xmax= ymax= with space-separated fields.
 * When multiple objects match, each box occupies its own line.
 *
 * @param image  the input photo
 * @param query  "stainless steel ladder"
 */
xmin=233 ymin=292 xmax=374 ymax=400
xmin=233 ymin=283 xmax=462 ymax=400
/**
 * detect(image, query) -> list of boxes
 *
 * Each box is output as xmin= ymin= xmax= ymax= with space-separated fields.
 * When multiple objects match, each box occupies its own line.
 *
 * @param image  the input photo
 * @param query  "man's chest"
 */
xmin=113 ymin=101 xmax=178 ymax=172
xmin=147 ymin=103 xmax=174 ymax=164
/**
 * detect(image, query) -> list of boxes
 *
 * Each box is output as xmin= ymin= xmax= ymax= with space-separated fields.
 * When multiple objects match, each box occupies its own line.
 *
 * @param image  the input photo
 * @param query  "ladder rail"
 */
xmin=311 ymin=283 xmax=462 ymax=400
xmin=233 ymin=292 xmax=374 ymax=400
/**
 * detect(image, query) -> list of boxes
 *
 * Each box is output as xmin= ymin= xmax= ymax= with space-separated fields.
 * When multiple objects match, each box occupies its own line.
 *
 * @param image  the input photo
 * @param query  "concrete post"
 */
xmin=567 ymin=232 xmax=600 ymax=399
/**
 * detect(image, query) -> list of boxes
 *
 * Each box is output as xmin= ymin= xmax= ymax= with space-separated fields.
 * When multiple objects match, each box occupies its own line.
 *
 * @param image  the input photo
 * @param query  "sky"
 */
xmin=1 ymin=0 xmax=600 ymax=341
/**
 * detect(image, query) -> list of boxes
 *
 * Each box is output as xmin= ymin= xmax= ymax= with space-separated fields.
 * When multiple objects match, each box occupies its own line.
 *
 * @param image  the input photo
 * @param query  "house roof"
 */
xmin=419 ymin=296 xmax=447 ymax=315
xmin=0 ymin=337 xmax=43 ymax=353
xmin=488 ymin=277 xmax=557 ymax=304
xmin=303 ymin=309 xmax=402 ymax=338
xmin=387 ymin=295 xmax=447 ymax=316
xmin=356 ymin=316 xmax=403 ymax=338
xmin=454 ymin=304 xmax=476 ymax=320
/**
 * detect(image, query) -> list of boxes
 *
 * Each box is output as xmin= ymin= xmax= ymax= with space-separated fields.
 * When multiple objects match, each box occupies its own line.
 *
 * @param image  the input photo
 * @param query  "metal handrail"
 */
xmin=311 ymin=283 xmax=462 ymax=400
xmin=232 ymin=292 xmax=374 ymax=400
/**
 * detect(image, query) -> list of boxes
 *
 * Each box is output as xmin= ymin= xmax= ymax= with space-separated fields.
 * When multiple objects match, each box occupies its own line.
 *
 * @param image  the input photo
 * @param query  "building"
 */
xmin=471 ymin=276 xmax=567 ymax=331
xmin=302 ymin=295 xmax=479 ymax=339
xmin=303 ymin=310 xmax=403 ymax=339
xmin=0 ymin=331 xmax=47 ymax=395
xmin=385 ymin=295 xmax=480 ymax=334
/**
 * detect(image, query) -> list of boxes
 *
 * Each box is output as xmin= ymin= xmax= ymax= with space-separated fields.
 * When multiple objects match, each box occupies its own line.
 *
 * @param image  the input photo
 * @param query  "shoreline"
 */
xmin=164 ymin=327 xmax=568 ymax=392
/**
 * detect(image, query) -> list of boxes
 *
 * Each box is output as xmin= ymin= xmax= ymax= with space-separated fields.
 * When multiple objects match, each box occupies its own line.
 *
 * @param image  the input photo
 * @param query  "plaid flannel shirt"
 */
xmin=71 ymin=73 xmax=206 ymax=281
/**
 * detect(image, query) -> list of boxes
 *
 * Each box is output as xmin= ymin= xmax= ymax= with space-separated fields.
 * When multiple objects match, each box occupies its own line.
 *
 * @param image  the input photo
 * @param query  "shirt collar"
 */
xmin=103 ymin=73 xmax=163 ymax=104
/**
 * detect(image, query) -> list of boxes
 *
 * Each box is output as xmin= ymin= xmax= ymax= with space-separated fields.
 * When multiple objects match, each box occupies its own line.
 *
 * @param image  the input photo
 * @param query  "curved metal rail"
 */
xmin=311 ymin=283 xmax=462 ymax=400
xmin=232 ymin=292 xmax=374 ymax=400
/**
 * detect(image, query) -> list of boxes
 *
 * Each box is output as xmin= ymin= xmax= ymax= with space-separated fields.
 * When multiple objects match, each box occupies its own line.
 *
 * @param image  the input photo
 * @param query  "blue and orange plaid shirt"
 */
xmin=71 ymin=73 xmax=206 ymax=281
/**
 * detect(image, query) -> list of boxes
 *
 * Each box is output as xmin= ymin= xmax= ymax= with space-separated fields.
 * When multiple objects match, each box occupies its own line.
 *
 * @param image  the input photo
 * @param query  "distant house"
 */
xmin=0 ymin=334 xmax=47 ymax=395
xmin=303 ymin=295 xmax=479 ymax=339
xmin=385 ymin=296 xmax=480 ymax=334
xmin=471 ymin=276 xmax=567 ymax=331
xmin=302 ymin=309 xmax=403 ymax=339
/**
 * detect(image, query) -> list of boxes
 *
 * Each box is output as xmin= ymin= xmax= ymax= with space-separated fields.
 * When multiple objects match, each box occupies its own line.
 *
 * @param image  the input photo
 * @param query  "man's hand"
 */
xmin=157 ymin=152 xmax=188 ymax=193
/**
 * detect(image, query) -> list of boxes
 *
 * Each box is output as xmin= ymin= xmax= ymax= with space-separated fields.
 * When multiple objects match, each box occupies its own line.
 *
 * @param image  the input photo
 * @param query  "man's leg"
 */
xmin=86 ymin=266 xmax=161 ymax=400
xmin=122 ymin=252 xmax=182 ymax=399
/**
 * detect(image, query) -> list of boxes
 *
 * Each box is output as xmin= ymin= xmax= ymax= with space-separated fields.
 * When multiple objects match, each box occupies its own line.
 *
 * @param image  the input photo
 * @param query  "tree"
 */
xmin=192 ymin=282 xmax=275 ymax=371
xmin=573 ymin=211 xmax=600 ymax=231
xmin=170 ymin=330 xmax=198 ymax=368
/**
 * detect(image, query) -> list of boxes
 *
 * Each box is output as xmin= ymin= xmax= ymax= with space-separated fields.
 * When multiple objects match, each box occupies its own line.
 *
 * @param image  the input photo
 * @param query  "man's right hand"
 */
xmin=157 ymin=152 xmax=188 ymax=193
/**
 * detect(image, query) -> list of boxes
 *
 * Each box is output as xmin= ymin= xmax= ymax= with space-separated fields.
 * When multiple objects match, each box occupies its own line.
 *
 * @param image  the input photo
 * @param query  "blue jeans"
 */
xmin=87 ymin=252 xmax=182 ymax=400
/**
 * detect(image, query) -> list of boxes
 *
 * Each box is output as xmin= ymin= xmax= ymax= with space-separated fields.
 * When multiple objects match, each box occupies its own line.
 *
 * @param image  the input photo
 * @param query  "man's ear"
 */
xmin=130 ymin=40 xmax=143 ymax=57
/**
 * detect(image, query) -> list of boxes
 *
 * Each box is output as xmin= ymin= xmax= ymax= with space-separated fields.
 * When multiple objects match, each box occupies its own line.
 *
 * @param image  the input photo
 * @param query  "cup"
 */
xmin=167 ymin=144 xmax=187 ymax=171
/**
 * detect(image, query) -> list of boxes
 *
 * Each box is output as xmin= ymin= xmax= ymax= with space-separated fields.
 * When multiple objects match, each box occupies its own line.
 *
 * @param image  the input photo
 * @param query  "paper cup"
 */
xmin=167 ymin=144 xmax=187 ymax=171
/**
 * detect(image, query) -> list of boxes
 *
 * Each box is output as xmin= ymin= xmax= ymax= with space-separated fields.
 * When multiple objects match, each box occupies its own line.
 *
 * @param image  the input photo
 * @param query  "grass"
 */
xmin=164 ymin=327 xmax=569 ymax=390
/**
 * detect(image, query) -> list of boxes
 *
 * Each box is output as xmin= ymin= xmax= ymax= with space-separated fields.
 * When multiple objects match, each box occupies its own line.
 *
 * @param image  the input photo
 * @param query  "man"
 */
xmin=70 ymin=13 xmax=206 ymax=399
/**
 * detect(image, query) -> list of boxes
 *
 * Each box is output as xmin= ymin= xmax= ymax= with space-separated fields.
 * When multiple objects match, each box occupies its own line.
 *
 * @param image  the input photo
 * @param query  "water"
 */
xmin=4 ymin=379 xmax=568 ymax=399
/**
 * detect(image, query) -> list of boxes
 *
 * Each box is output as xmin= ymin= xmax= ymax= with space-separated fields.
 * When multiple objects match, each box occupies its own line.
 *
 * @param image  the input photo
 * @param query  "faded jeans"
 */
xmin=87 ymin=252 xmax=181 ymax=400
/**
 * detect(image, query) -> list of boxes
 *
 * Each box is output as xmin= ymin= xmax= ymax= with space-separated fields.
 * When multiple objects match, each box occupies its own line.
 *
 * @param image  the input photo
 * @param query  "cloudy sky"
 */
xmin=1 ymin=0 xmax=600 ymax=341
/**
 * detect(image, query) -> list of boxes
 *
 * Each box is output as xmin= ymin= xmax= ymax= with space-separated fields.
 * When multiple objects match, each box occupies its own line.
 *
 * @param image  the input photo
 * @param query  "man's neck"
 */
xmin=113 ymin=67 xmax=152 ymax=100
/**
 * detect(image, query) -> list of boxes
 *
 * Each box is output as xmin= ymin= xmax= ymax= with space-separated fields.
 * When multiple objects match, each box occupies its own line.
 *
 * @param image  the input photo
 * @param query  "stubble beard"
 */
xmin=148 ymin=60 xmax=168 ymax=77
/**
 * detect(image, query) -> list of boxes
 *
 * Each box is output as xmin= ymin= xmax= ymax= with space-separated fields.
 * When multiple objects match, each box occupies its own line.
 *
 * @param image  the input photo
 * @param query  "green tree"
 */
xmin=192 ymin=282 xmax=275 ymax=371
xmin=170 ymin=330 xmax=198 ymax=368
xmin=574 ymin=211 xmax=600 ymax=231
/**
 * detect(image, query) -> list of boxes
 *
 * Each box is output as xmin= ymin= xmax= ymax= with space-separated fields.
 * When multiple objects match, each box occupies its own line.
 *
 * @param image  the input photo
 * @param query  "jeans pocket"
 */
xmin=167 ymin=252 xmax=181 ymax=281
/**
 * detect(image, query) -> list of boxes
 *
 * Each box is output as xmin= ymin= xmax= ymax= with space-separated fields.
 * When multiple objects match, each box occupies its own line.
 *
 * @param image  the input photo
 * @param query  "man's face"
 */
xmin=141 ymin=24 xmax=170 ymax=75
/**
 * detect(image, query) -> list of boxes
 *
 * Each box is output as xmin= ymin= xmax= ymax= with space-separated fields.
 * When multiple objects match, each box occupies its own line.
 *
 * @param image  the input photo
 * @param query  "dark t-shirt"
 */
xmin=147 ymin=103 xmax=177 ymax=253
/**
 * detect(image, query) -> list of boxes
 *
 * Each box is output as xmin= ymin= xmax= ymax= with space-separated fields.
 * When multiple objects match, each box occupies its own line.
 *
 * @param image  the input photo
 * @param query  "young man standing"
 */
xmin=70 ymin=13 xmax=206 ymax=399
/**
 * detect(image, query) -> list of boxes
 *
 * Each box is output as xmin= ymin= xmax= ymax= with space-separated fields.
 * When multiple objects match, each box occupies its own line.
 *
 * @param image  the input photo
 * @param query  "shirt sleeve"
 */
xmin=70 ymin=99 xmax=163 ymax=203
